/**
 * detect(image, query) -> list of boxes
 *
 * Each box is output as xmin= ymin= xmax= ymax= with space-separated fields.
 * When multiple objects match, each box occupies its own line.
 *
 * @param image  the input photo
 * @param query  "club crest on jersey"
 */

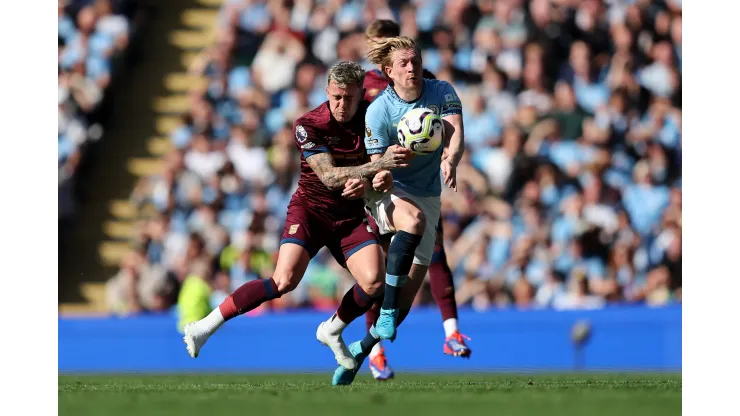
xmin=427 ymin=104 xmax=440 ymax=115
xmin=365 ymin=125 xmax=372 ymax=137
xmin=296 ymin=125 xmax=308 ymax=143
xmin=288 ymin=224 xmax=300 ymax=235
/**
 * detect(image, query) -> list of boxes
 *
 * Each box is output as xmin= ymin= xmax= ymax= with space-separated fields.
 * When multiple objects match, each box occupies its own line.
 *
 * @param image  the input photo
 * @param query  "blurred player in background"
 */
xmin=360 ymin=20 xmax=471 ymax=382
xmin=182 ymin=62 xmax=412 ymax=371
xmin=332 ymin=36 xmax=467 ymax=385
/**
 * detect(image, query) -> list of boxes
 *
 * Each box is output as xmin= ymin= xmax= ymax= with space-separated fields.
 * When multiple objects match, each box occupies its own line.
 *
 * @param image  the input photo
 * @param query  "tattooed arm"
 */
xmin=305 ymin=145 xmax=411 ymax=190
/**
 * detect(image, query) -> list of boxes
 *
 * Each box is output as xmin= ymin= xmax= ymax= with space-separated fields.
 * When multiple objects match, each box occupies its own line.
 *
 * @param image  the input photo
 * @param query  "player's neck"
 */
xmin=393 ymin=84 xmax=422 ymax=103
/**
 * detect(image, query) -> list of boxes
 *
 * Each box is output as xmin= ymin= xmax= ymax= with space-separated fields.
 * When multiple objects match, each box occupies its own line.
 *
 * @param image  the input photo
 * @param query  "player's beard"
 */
xmin=398 ymin=76 xmax=422 ymax=99
xmin=406 ymin=75 xmax=421 ymax=89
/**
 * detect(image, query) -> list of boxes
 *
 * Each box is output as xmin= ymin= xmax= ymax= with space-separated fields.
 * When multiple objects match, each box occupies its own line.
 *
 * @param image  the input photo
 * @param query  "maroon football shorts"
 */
xmin=280 ymin=194 xmax=379 ymax=265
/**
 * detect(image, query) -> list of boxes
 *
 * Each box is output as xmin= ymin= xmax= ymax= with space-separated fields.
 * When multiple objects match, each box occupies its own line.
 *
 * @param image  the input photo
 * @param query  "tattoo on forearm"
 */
xmin=306 ymin=152 xmax=396 ymax=190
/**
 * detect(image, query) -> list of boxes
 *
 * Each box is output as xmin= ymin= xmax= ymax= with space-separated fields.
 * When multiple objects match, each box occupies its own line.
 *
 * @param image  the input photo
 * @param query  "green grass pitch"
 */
xmin=59 ymin=373 xmax=681 ymax=416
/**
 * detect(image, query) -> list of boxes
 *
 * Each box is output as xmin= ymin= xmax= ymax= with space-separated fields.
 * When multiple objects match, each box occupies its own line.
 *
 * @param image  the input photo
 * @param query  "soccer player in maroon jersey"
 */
xmin=182 ymin=61 xmax=412 ymax=371
xmin=360 ymin=20 xmax=471 ymax=381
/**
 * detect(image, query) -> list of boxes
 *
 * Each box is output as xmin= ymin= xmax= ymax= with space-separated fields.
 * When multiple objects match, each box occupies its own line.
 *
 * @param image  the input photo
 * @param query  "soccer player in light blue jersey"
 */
xmin=332 ymin=36 xmax=466 ymax=385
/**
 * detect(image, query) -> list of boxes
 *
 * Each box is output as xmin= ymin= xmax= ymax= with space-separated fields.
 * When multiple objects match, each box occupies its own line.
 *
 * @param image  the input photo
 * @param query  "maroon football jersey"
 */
xmin=363 ymin=68 xmax=437 ymax=101
xmin=292 ymin=101 xmax=371 ymax=220
xmin=363 ymin=69 xmax=389 ymax=101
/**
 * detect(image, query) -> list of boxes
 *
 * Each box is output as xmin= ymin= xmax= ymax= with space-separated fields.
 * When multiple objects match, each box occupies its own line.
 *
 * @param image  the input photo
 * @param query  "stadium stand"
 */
xmin=104 ymin=0 xmax=682 ymax=317
xmin=59 ymin=0 xmax=146 ymax=221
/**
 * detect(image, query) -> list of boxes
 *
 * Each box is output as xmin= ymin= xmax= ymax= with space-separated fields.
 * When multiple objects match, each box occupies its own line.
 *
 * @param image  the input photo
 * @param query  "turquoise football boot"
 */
xmin=375 ymin=308 xmax=399 ymax=341
xmin=332 ymin=341 xmax=367 ymax=386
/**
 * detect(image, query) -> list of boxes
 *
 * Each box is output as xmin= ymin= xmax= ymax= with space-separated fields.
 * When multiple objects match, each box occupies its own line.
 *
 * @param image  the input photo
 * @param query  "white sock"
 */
xmin=369 ymin=342 xmax=383 ymax=358
xmin=324 ymin=314 xmax=348 ymax=335
xmin=200 ymin=308 xmax=226 ymax=334
xmin=442 ymin=318 xmax=458 ymax=337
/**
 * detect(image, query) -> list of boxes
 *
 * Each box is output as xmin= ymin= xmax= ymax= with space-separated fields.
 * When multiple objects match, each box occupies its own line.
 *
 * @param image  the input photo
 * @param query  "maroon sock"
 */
xmin=336 ymin=284 xmax=376 ymax=323
xmin=365 ymin=298 xmax=382 ymax=331
xmin=218 ymin=278 xmax=280 ymax=321
xmin=429 ymin=244 xmax=459 ymax=321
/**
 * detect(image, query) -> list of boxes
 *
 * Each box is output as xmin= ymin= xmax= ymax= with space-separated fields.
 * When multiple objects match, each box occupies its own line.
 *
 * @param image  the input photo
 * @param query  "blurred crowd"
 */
xmin=107 ymin=0 xmax=682 ymax=317
xmin=58 ymin=0 xmax=140 ymax=220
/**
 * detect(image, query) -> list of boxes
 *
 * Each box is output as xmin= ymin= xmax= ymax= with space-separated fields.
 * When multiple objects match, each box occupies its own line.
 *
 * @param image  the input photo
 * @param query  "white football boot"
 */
xmin=316 ymin=320 xmax=357 ymax=370
xmin=182 ymin=322 xmax=211 ymax=358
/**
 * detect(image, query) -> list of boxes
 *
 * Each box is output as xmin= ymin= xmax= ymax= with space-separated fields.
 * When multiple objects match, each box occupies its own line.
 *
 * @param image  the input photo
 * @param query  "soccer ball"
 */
xmin=397 ymin=107 xmax=444 ymax=155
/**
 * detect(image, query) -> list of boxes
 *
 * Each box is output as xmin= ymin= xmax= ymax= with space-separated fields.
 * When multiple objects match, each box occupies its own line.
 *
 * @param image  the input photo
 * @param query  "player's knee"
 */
xmin=398 ymin=208 xmax=426 ymax=235
xmin=352 ymin=264 xmax=385 ymax=297
xmin=274 ymin=272 xmax=300 ymax=294
xmin=359 ymin=278 xmax=384 ymax=298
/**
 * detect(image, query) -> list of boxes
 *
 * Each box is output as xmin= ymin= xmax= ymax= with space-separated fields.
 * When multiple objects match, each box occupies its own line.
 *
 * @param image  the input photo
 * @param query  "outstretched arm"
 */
xmin=441 ymin=113 xmax=465 ymax=191
xmin=442 ymin=113 xmax=465 ymax=167
xmin=438 ymin=81 xmax=465 ymax=191
xmin=306 ymin=145 xmax=411 ymax=190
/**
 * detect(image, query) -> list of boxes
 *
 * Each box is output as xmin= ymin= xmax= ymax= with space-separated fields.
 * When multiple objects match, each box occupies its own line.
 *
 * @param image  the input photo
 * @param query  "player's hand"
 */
xmin=372 ymin=170 xmax=393 ymax=193
xmin=441 ymin=159 xmax=457 ymax=191
xmin=381 ymin=145 xmax=413 ymax=170
xmin=342 ymin=178 xmax=367 ymax=200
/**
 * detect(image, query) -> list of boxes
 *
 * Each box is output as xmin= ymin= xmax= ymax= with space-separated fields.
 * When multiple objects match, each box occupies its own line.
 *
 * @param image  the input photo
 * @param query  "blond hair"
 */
xmin=366 ymin=36 xmax=421 ymax=74
xmin=327 ymin=61 xmax=365 ymax=88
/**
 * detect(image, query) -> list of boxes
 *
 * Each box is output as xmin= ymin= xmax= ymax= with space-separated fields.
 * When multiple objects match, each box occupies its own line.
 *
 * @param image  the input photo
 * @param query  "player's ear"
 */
xmin=384 ymin=66 xmax=392 ymax=78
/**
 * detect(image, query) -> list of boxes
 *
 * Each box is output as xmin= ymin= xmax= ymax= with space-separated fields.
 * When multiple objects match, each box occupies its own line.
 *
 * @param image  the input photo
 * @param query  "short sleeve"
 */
xmin=438 ymin=81 xmax=463 ymax=117
xmin=294 ymin=121 xmax=328 ymax=158
xmin=364 ymin=101 xmax=389 ymax=155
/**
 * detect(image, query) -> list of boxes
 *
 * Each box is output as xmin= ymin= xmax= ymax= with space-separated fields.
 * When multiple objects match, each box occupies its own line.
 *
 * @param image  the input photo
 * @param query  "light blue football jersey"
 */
xmin=364 ymin=79 xmax=463 ymax=197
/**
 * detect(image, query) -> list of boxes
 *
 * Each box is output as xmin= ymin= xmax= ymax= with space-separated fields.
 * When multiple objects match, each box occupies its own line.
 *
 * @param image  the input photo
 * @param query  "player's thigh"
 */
xmin=344 ymin=245 xmax=385 ymax=295
xmin=368 ymin=189 xmax=426 ymax=236
xmin=386 ymin=196 xmax=426 ymax=235
xmin=273 ymin=242 xmax=311 ymax=293
xmin=276 ymin=201 xmax=326 ymax=292
xmin=344 ymin=245 xmax=385 ymax=296
xmin=337 ymin=218 xmax=385 ymax=294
